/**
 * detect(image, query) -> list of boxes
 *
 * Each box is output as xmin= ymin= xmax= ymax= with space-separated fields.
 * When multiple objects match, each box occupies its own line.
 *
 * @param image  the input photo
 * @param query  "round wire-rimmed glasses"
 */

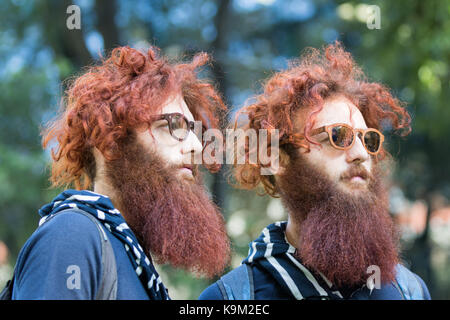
xmin=149 ymin=112 xmax=199 ymax=142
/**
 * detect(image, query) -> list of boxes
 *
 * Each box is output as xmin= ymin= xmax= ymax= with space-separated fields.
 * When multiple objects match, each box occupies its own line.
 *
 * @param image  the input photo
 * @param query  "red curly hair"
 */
xmin=42 ymin=46 xmax=226 ymax=190
xmin=232 ymin=42 xmax=411 ymax=197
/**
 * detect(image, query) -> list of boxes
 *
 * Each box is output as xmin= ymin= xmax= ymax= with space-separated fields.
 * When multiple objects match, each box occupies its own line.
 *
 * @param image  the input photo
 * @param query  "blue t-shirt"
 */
xmin=12 ymin=210 xmax=149 ymax=300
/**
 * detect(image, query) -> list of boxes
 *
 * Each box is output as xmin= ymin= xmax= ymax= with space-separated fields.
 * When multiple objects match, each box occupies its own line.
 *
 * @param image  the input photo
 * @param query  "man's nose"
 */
xmin=181 ymin=130 xmax=203 ymax=156
xmin=346 ymin=133 xmax=370 ymax=164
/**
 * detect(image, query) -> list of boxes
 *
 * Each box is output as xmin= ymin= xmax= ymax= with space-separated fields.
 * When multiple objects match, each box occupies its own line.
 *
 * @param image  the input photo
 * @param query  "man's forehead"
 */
xmin=297 ymin=96 xmax=368 ymax=130
xmin=159 ymin=94 xmax=194 ymax=120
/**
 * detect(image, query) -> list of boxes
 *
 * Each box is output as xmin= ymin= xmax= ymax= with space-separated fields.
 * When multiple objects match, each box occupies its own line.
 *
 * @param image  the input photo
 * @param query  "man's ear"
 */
xmin=260 ymin=164 xmax=285 ymax=176
xmin=264 ymin=145 xmax=291 ymax=176
xmin=298 ymin=147 xmax=309 ymax=154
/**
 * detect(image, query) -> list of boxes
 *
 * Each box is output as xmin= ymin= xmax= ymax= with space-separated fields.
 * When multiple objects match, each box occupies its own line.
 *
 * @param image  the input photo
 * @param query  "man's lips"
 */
xmin=341 ymin=168 xmax=370 ymax=183
xmin=178 ymin=164 xmax=194 ymax=179
xmin=349 ymin=175 xmax=365 ymax=183
xmin=181 ymin=164 xmax=193 ymax=171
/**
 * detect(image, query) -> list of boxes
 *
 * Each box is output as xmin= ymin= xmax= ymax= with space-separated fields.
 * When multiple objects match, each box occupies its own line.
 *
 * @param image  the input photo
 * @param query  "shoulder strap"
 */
xmin=217 ymin=264 xmax=254 ymax=300
xmin=0 ymin=271 xmax=14 ymax=300
xmin=1 ymin=208 xmax=117 ymax=300
xmin=394 ymin=264 xmax=425 ymax=300
xmin=59 ymin=208 xmax=117 ymax=300
xmin=66 ymin=209 xmax=118 ymax=300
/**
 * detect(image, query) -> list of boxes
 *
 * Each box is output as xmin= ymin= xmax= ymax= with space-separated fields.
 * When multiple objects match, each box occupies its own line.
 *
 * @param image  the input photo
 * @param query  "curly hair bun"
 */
xmin=111 ymin=46 xmax=150 ymax=76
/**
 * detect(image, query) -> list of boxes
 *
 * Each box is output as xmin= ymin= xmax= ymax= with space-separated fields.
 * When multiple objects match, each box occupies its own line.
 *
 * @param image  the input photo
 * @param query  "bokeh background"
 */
xmin=0 ymin=0 xmax=449 ymax=299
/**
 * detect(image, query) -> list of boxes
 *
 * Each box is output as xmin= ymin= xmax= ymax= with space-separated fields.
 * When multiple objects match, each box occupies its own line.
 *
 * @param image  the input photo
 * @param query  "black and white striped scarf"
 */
xmin=243 ymin=221 xmax=344 ymax=300
xmin=39 ymin=189 xmax=170 ymax=300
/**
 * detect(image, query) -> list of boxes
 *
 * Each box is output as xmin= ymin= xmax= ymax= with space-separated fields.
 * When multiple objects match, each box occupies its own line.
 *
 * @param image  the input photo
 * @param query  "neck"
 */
xmin=285 ymin=214 xmax=302 ymax=250
xmin=93 ymin=178 xmax=126 ymax=218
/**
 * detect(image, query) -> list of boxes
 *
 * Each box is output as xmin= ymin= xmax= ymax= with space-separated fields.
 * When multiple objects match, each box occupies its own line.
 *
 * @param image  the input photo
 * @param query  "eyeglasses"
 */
xmin=150 ymin=112 xmax=197 ymax=142
xmin=310 ymin=123 xmax=384 ymax=155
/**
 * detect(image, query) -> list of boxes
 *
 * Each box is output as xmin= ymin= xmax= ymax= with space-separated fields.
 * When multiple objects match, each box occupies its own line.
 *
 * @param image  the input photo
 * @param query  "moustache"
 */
xmin=340 ymin=165 xmax=372 ymax=182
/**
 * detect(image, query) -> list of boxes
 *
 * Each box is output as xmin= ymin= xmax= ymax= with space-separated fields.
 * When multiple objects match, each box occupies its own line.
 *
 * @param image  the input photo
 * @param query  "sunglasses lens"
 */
xmin=331 ymin=125 xmax=354 ymax=148
xmin=170 ymin=114 xmax=189 ymax=140
xmin=364 ymin=131 xmax=381 ymax=153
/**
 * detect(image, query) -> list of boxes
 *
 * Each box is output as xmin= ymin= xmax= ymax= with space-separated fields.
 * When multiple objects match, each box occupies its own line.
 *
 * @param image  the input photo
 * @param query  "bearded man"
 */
xmin=199 ymin=42 xmax=430 ymax=300
xmin=4 ymin=46 xmax=230 ymax=300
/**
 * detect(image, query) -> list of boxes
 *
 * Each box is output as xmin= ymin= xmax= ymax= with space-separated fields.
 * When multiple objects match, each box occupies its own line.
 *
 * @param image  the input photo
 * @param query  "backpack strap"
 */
xmin=217 ymin=264 xmax=254 ymax=300
xmin=1 ymin=208 xmax=117 ymax=300
xmin=393 ymin=264 xmax=425 ymax=300
xmin=0 ymin=270 xmax=15 ymax=300
xmin=66 ymin=208 xmax=117 ymax=300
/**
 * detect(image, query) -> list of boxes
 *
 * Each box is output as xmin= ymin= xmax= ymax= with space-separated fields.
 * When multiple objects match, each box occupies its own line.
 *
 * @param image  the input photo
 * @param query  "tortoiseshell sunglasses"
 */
xmin=310 ymin=123 xmax=384 ymax=155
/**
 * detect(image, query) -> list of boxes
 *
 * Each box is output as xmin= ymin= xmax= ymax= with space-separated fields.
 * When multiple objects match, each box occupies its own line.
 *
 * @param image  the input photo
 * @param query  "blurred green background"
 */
xmin=0 ymin=0 xmax=449 ymax=299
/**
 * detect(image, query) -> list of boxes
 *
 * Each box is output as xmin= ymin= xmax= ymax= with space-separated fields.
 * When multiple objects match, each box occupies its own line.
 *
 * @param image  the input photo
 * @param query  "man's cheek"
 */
xmin=157 ymin=147 xmax=182 ymax=166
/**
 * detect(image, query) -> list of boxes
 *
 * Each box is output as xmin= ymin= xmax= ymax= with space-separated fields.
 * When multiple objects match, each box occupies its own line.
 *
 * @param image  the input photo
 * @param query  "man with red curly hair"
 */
xmin=200 ymin=42 xmax=430 ymax=300
xmin=4 ymin=46 xmax=230 ymax=300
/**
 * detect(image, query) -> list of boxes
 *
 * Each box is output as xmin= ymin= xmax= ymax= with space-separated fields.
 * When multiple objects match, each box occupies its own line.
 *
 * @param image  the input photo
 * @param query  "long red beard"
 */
xmin=277 ymin=151 xmax=399 ymax=289
xmin=105 ymin=135 xmax=230 ymax=278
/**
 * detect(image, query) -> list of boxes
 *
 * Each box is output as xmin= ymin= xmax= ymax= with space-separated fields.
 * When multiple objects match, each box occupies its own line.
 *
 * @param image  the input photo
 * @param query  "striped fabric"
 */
xmin=39 ymin=189 xmax=170 ymax=300
xmin=243 ymin=221 xmax=344 ymax=300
